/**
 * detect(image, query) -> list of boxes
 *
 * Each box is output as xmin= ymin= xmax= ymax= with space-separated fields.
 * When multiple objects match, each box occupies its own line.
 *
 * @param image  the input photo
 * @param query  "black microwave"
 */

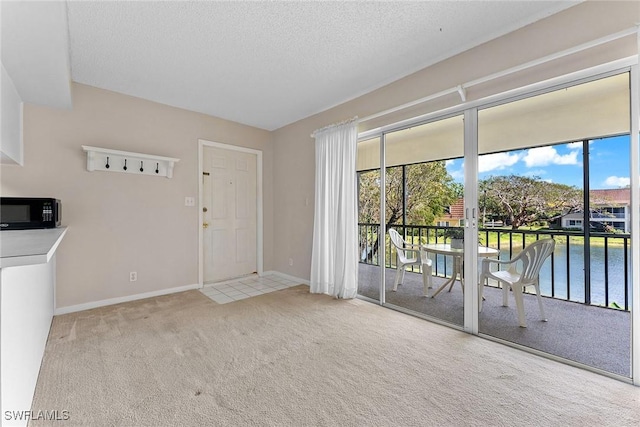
xmin=0 ymin=197 xmax=61 ymax=230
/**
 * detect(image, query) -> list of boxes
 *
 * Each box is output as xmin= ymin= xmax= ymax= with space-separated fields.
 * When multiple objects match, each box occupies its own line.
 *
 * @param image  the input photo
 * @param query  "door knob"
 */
xmin=203 ymin=222 xmax=209 ymax=229
xmin=203 ymin=207 xmax=208 ymax=213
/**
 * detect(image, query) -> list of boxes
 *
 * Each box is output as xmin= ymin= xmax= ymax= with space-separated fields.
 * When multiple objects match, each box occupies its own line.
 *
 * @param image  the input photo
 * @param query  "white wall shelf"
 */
xmin=82 ymin=145 xmax=180 ymax=178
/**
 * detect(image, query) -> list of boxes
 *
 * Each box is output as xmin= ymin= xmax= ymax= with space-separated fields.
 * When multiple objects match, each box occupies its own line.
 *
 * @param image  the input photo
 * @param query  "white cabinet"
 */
xmin=0 ymin=228 xmax=66 ymax=426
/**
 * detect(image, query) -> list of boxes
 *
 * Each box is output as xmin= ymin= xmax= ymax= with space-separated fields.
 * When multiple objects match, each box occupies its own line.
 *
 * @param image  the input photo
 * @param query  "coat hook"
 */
xmin=105 ymin=156 xmax=110 ymax=169
xmin=123 ymin=159 xmax=128 ymax=171
xmin=140 ymin=161 xmax=144 ymax=172
xmin=155 ymin=163 xmax=159 ymax=174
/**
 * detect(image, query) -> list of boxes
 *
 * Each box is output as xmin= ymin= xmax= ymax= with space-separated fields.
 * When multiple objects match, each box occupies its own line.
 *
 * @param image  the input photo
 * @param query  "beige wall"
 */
xmin=272 ymin=1 xmax=640 ymax=279
xmin=0 ymin=83 xmax=274 ymax=308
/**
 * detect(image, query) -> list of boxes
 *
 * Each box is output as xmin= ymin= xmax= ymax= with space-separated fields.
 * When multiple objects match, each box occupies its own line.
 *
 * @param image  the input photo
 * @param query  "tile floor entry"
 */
xmin=200 ymin=273 xmax=302 ymax=304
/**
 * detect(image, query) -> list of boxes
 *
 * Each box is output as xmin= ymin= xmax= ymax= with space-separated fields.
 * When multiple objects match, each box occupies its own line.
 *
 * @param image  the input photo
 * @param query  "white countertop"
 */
xmin=0 ymin=227 xmax=67 ymax=268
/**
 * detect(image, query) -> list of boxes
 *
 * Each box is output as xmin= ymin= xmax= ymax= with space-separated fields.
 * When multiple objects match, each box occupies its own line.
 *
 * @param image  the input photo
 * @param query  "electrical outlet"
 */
xmin=288 ymin=258 xmax=293 ymax=266
xmin=185 ymin=197 xmax=195 ymax=207
xmin=130 ymin=271 xmax=137 ymax=282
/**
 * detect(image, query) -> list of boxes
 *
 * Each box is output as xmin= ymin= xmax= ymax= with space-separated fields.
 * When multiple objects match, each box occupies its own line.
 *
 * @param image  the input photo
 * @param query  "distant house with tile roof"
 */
xmin=434 ymin=198 xmax=465 ymax=227
xmin=560 ymin=188 xmax=630 ymax=232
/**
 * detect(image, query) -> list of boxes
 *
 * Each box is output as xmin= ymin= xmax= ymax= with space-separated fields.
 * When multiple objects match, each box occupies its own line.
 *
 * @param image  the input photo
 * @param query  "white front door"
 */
xmin=203 ymin=146 xmax=257 ymax=282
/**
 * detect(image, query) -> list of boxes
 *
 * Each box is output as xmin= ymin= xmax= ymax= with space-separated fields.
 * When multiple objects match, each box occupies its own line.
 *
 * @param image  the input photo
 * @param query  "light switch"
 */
xmin=185 ymin=197 xmax=196 ymax=207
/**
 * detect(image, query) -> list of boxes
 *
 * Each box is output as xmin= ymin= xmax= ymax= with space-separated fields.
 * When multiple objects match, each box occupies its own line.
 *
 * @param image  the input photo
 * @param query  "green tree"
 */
xmin=481 ymin=175 xmax=583 ymax=229
xmin=358 ymin=161 xmax=457 ymax=226
xmin=357 ymin=169 xmax=381 ymax=224
xmin=358 ymin=161 xmax=458 ymax=260
xmin=450 ymin=182 xmax=464 ymax=199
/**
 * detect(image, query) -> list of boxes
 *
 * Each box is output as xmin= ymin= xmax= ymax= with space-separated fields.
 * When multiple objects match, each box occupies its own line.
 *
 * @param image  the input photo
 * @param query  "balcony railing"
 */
xmin=358 ymin=223 xmax=631 ymax=311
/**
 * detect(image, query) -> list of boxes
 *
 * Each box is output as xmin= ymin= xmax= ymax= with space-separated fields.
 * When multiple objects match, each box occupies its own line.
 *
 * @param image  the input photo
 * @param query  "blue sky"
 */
xmin=445 ymin=135 xmax=630 ymax=189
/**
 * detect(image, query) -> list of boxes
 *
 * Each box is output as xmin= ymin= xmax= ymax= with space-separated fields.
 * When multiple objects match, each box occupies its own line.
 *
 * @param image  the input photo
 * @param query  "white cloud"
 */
xmin=604 ymin=176 xmax=630 ymax=187
xmin=523 ymin=146 xmax=579 ymax=167
xmin=446 ymin=159 xmax=464 ymax=180
xmin=449 ymin=168 xmax=464 ymax=180
xmin=478 ymin=152 xmax=520 ymax=173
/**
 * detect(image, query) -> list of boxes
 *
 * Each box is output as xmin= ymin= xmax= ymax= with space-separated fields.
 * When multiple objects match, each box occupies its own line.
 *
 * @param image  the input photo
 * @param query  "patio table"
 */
xmin=421 ymin=243 xmax=499 ymax=298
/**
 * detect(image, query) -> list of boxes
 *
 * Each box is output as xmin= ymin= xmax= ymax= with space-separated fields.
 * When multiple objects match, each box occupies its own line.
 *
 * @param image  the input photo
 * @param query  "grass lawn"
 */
xmin=398 ymin=226 xmax=629 ymax=249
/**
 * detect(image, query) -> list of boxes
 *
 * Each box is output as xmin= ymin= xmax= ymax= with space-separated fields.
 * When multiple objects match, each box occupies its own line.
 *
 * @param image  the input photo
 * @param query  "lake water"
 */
xmin=538 ymin=244 xmax=630 ymax=309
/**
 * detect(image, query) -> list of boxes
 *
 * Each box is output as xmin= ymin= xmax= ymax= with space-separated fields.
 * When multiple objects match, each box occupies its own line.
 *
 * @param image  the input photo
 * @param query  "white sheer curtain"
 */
xmin=310 ymin=119 xmax=359 ymax=299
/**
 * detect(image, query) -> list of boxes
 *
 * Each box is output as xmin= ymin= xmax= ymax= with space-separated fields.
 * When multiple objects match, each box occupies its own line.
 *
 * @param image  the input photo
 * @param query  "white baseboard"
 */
xmin=263 ymin=270 xmax=310 ymax=286
xmin=54 ymin=283 xmax=200 ymax=315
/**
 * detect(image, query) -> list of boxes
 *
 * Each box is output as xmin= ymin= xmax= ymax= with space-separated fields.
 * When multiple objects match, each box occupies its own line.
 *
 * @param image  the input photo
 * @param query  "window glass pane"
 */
xmin=380 ymin=116 xmax=465 ymax=327
xmin=479 ymin=73 xmax=630 ymax=155
xmin=357 ymin=137 xmax=381 ymax=302
xmin=477 ymin=73 xmax=631 ymax=377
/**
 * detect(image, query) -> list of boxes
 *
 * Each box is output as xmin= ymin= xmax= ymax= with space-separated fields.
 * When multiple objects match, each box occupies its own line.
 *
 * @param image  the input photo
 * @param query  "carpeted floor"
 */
xmin=30 ymin=286 xmax=639 ymax=426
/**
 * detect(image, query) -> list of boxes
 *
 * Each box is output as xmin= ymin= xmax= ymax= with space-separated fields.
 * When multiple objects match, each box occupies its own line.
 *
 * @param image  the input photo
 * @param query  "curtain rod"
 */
xmin=357 ymin=26 xmax=639 ymax=125
xmin=310 ymin=116 xmax=358 ymax=138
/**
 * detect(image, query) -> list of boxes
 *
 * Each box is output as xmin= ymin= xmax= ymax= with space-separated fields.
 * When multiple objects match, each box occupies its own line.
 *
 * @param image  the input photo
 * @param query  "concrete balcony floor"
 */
xmin=358 ymin=263 xmax=631 ymax=377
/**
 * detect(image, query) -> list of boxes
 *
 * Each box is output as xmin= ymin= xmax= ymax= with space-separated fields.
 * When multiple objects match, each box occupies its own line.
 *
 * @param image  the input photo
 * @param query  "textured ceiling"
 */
xmin=67 ymin=1 xmax=578 ymax=131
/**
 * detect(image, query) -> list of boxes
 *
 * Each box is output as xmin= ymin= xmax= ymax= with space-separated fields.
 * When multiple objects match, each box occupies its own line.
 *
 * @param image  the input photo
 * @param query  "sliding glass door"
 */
xmin=357 ymin=67 xmax=636 ymax=381
xmin=476 ymin=72 xmax=632 ymax=377
xmin=356 ymin=115 xmax=466 ymax=326
xmin=357 ymin=137 xmax=382 ymax=302
xmin=381 ymin=116 xmax=465 ymax=326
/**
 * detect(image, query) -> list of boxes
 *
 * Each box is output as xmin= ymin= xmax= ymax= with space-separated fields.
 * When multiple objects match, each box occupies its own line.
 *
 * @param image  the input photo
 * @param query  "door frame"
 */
xmin=198 ymin=139 xmax=264 ymax=287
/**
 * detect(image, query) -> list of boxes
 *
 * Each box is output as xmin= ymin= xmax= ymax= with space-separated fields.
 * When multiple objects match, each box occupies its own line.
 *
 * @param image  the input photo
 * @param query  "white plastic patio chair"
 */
xmin=478 ymin=238 xmax=555 ymax=327
xmin=389 ymin=228 xmax=433 ymax=295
